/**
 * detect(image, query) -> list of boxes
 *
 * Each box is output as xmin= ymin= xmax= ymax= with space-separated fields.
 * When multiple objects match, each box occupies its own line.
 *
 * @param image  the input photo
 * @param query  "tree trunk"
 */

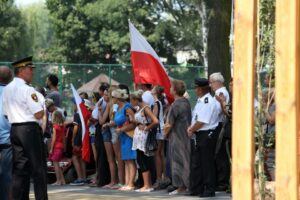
xmin=206 ymin=0 xmax=232 ymax=85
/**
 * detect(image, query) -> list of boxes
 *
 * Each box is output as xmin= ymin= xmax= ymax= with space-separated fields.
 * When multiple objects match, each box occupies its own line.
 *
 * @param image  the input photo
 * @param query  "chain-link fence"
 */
xmin=0 ymin=62 xmax=207 ymax=115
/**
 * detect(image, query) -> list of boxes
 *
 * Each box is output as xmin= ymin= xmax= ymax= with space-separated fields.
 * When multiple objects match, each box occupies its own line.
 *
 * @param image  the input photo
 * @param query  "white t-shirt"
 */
xmin=142 ymin=90 xmax=154 ymax=106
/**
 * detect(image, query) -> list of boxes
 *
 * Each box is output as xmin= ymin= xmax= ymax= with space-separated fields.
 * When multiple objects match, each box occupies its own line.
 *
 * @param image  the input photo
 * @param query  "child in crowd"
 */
xmin=70 ymin=101 xmax=86 ymax=185
xmin=49 ymin=110 xmax=66 ymax=185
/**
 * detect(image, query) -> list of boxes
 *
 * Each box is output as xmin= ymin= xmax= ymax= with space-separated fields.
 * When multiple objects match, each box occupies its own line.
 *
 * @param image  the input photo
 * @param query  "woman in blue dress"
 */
xmin=112 ymin=89 xmax=137 ymax=191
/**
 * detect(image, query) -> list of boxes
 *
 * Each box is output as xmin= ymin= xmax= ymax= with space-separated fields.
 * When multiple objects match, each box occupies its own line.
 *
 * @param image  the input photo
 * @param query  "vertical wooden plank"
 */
xmin=232 ymin=0 xmax=257 ymax=199
xmin=275 ymin=0 xmax=300 ymax=199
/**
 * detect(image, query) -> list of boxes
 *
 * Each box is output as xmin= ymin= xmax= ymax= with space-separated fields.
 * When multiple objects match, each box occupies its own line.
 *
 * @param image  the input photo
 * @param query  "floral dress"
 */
xmin=132 ymin=106 xmax=149 ymax=152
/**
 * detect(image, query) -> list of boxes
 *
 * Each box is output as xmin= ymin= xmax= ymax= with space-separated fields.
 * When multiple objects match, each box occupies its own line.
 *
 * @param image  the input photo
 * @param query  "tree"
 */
xmin=45 ymin=0 xmax=179 ymax=64
xmin=20 ymin=3 xmax=54 ymax=60
xmin=204 ymin=0 xmax=232 ymax=82
xmin=0 ymin=0 xmax=27 ymax=61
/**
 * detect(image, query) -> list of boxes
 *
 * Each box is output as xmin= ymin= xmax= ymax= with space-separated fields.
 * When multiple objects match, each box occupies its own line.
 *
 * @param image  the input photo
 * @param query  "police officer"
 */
xmin=187 ymin=78 xmax=219 ymax=197
xmin=2 ymin=56 xmax=48 ymax=200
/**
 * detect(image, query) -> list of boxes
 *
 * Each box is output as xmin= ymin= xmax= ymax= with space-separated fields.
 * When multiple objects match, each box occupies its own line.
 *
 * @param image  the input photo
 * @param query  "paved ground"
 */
xmin=30 ymin=185 xmax=231 ymax=200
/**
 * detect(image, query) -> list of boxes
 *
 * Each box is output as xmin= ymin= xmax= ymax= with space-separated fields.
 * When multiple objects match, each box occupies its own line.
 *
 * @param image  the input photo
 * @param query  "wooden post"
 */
xmin=232 ymin=0 xmax=257 ymax=199
xmin=275 ymin=0 xmax=300 ymax=199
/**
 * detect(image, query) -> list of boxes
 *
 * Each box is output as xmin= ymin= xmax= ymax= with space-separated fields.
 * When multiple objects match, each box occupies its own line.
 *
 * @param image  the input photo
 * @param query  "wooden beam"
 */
xmin=275 ymin=0 xmax=300 ymax=199
xmin=232 ymin=0 xmax=257 ymax=199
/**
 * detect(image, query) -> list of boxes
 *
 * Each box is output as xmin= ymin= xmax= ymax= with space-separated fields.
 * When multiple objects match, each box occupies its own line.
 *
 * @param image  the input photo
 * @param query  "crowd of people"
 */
xmin=0 ymin=56 xmax=275 ymax=200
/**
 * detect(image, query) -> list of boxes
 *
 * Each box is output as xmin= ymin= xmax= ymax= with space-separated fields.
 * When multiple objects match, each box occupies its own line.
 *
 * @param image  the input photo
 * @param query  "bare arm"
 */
xmin=265 ymin=110 xmax=275 ymax=125
xmin=187 ymin=122 xmax=205 ymax=137
xmin=50 ymin=128 xmax=56 ymax=153
xmin=100 ymin=102 xmax=109 ymax=125
xmin=116 ymin=108 xmax=135 ymax=133
xmin=72 ymin=125 xmax=78 ymax=146
xmin=144 ymin=107 xmax=159 ymax=131
xmin=34 ymin=110 xmax=44 ymax=120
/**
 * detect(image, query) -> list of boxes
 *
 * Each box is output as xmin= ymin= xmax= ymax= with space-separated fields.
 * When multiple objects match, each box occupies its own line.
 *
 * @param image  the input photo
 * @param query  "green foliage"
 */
xmin=0 ymin=0 xmax=27 ymax=60
xmin=259 ymin=0 xmax=275 ymax=68
xmin=20 ymin=3 xmax=54 ymax=60
xmin=44 ymin=0 xmax=180 ymax=64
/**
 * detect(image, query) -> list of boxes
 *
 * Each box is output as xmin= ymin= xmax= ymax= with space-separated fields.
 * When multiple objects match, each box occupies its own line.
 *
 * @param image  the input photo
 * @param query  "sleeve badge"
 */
xmin=31 ymin=93 xmax=38 ymax=102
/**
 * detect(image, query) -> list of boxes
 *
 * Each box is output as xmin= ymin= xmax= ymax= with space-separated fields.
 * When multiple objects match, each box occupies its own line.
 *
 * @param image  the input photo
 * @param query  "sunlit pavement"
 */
xmin=30 ymin=185 xmax=231 ymax=200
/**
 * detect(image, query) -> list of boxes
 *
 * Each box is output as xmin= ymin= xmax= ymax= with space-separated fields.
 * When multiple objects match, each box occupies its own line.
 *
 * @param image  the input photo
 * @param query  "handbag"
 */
xmin=123 ymin=105 xmax=135 ymax=138
xmin=145 ymin=104 xmax=159 ymax=156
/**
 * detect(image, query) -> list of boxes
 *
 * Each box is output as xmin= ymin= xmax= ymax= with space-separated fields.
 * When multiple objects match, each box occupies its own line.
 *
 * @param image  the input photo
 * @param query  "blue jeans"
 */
xmin=0 ymin=146 xmax=12 ymax=200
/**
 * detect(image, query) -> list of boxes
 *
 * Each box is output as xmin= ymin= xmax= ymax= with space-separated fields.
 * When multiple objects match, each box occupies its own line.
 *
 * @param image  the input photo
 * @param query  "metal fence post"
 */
xmin=109 ymin=64 xmax=112 ymax=85
xmin=59 ymin=64 xmax=63 ymax=94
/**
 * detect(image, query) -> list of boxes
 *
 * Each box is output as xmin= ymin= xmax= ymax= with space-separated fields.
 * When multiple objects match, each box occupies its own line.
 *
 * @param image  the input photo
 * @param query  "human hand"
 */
xmin=216 ymin=93 xmax=226 ymax=103
xmin=115 ymin=128 xmax=122 ymax=134
xmin=138 ymin=124 xmax=146 ymax=131
xmin=187 ymin=127 xmax=194 ymax=137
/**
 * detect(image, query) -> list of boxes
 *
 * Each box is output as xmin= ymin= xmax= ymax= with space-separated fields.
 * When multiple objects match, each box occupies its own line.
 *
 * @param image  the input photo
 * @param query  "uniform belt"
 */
xmin=0 ymin=143 xmax=11 ymax=150
xmin=12 ymin=122 xmax=38 ymax=126
xmin=195 ymin=130 xmax=215 ymax=134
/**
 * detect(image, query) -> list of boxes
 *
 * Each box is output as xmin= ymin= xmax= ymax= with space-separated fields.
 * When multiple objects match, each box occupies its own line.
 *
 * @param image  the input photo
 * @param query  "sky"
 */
xmin=15 ymin=0 xmax=45 ymax=7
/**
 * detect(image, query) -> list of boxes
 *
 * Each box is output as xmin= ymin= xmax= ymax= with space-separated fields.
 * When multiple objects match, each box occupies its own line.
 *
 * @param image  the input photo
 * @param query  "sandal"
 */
xmin=123 ymin=186 xmax=135 ymax=191
xmin=111 ymin=183 xmax=123 ymax=190
xmin=51 ymin=182 xmax=61 ymax=186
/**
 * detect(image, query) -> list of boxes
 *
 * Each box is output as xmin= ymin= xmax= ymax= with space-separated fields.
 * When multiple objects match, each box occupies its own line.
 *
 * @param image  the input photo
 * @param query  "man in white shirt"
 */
xmin=209 ymin=72 xmax=230 ymax=191
xmin=141 ymin=84 xmax=154 ymax=106
xmin=187 ymin=78 xmax=219 ymax=198
xmin=2 ymin=56 xmax=48 ymax=200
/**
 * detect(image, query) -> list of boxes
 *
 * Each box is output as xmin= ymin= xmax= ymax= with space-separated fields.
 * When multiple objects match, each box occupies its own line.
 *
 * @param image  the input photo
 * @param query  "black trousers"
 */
xmin=95 ymin=124 xmax=111 ymax=186
xmin=10 ymin=122 xmax=48 ymax=200
xmin=215 ymin=123 xmax=231 ymax=189
xmin=190 ymin=131 xmax=217 ymax=195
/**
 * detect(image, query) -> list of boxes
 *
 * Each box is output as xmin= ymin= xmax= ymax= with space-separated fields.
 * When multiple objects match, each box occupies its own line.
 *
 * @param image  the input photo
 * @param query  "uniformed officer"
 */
xmin=209 ymin=72 xmax=231 ymax=191
xmin=2 ymin=56 xmax=48 ymax=200
xmin=187 ymin=78 xmax=219 ymax=197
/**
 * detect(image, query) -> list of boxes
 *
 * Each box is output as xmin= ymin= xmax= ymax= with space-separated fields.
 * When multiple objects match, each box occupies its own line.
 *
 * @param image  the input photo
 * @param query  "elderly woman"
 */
xmin=111 ymin=89 xmax=136 ymax=191
xmin=164 ymin=80 xmax=192 ymax=195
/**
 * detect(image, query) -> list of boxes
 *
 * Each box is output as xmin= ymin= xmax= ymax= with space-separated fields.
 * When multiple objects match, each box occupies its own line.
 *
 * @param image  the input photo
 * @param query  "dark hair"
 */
xmin=119 ymin=84 xmax=130 ymax=101
xmin=92 ymin=92 xmax=100 ymax=102
xmin=35 ymin=86 xmax=46 ymax=97
xmin=143 ymin=84 xmax=152 ymax=90
xmin=79 ymin=92 xmax=89 ymax=99
xmin=201 ymin=85 xmax=211 ymax=94
xmin=14 ymin=67 xmax=21 ymax=76
xmin=99 ymin=82 xmax=110 ymax=92
xmin=154 ymin=85 xmax=165 ymax=103
xmin=48 ymin=74 xmax=59 ymax=87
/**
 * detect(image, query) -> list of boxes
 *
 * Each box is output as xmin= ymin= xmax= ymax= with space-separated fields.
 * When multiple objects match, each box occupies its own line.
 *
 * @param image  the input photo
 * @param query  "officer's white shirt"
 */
xmin=2 ymin=77 xmax=44 ymax=123
xmin=192 ymin=93 xmax=219 ymax=131
xmin=215 ymin=86 xmax=230 ymax=123
xmin=142 ymin=90 xmax=154 ymax=106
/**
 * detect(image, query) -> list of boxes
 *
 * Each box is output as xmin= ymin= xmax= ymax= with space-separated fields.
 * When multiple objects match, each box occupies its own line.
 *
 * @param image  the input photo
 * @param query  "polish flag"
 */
xmin=129 ymin=22 xmax=174 ymax=103
xmin=71 ymin=84 xmax=91 ymax=162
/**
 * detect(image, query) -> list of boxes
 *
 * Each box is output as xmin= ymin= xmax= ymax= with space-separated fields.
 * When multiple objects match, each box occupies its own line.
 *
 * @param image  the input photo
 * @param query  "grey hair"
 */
xmin=209 ymin=72 xmax=225 ymax=83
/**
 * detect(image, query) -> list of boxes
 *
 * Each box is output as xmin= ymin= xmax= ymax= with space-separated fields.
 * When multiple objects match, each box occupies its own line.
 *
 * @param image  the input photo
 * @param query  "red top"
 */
xmin=53 ymin=124 xmax=65 ymax=149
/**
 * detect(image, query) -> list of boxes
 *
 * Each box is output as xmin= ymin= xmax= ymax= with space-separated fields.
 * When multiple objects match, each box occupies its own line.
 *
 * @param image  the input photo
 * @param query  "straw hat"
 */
xmin=112 ymin=89 xmax=128 ymax=100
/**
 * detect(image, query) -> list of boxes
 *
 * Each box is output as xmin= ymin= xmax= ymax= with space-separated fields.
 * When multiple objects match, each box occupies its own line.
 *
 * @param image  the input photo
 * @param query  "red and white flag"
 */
xmin=71 ymin=84 xmax=91 ymax=162
xmin=129 ymin=22 xmax=174 ymax=103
